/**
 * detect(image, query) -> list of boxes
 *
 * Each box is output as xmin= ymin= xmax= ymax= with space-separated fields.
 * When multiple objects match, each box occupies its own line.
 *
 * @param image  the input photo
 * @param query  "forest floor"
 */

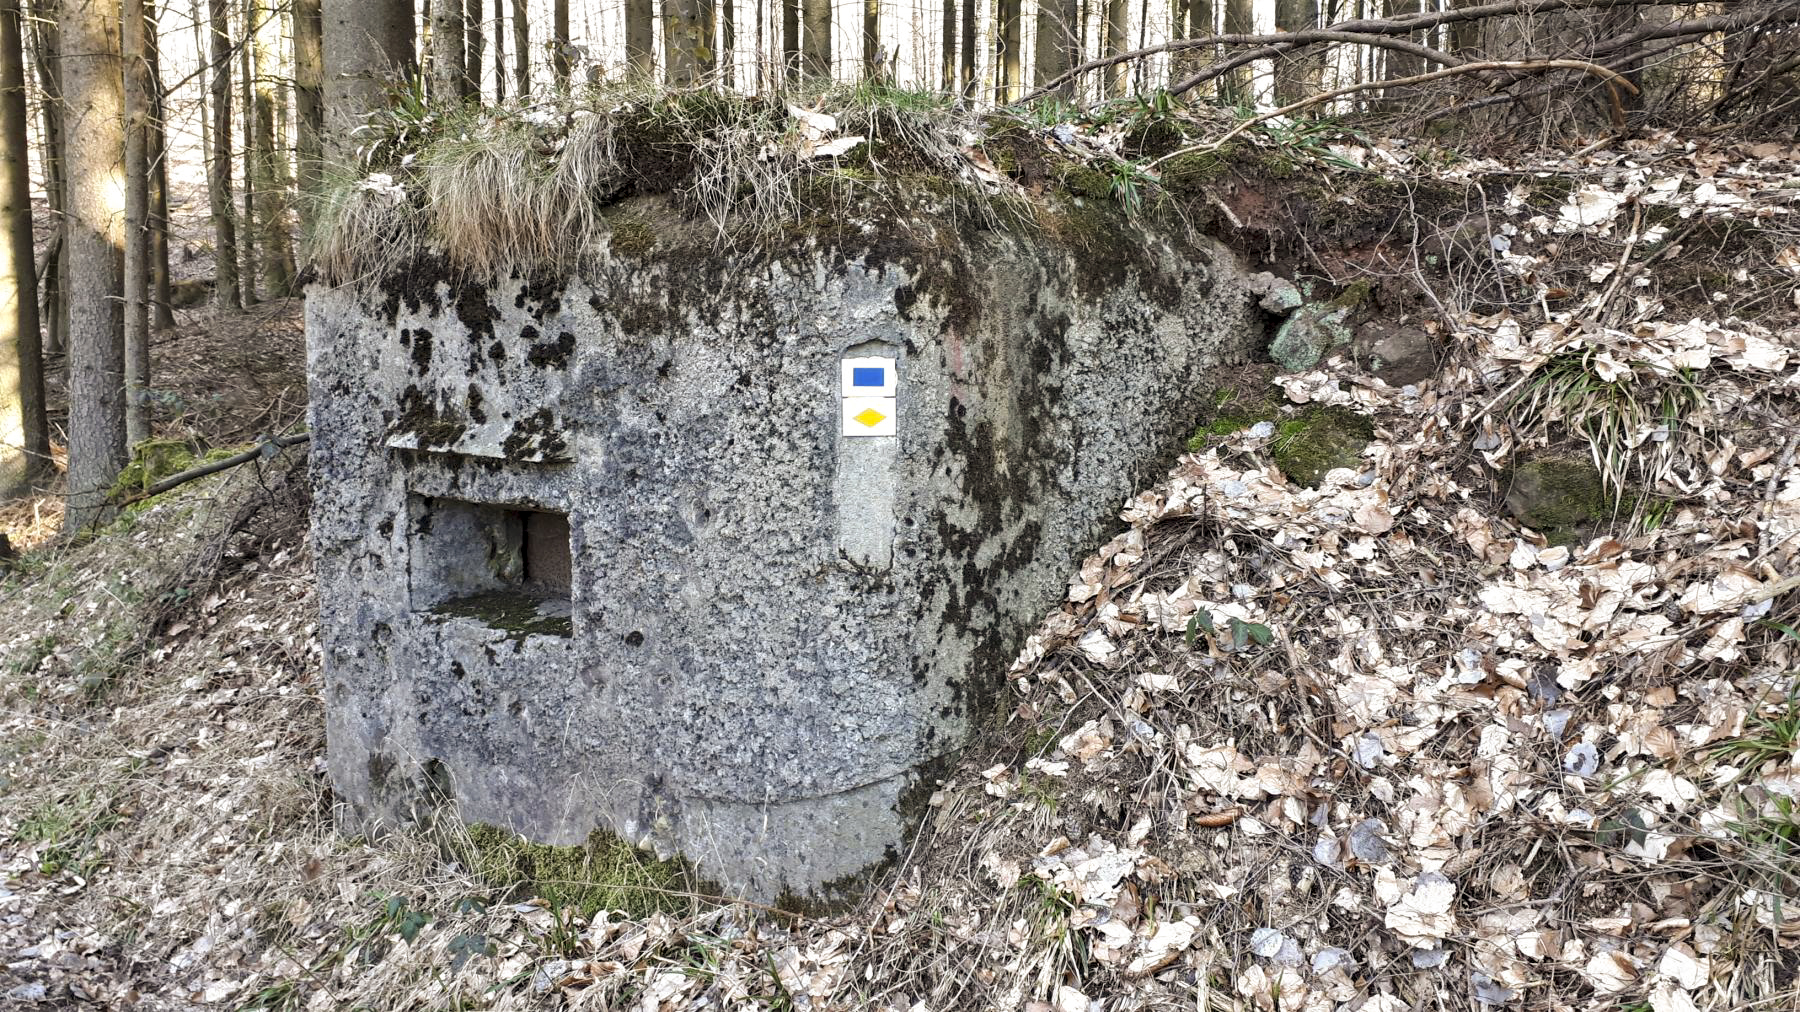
xmin=2 ymin=130 xmax=1800 ymax=1012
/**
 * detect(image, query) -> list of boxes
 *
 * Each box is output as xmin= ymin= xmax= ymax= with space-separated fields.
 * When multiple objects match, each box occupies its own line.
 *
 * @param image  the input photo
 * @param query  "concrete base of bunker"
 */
xmin=307 ymin=196 xmax=1262 ymax=901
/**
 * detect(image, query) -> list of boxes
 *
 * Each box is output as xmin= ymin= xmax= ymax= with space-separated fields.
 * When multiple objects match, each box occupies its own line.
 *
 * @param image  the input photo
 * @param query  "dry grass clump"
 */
xmin=304 ymin=82 xmax=996 ymax=290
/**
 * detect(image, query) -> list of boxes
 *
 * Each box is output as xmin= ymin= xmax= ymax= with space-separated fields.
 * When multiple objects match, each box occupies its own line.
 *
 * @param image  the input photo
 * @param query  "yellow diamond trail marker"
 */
xmin=842 ymin=396 xmax=897 ymax=437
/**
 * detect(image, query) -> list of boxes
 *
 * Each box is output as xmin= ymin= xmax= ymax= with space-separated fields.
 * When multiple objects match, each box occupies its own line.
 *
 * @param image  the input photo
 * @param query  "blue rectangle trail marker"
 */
xmin=852 ymin=366 xmax=886 ymax=388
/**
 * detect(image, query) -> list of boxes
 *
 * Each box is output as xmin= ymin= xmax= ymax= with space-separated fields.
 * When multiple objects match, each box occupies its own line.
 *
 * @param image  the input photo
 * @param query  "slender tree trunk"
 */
xmin=510 ymin=0 xmax=529 ymax=95
xmin=940 ymin=0 xmax=954 ymax=90
xmin=465 ymin=0 xmax=483 ymax=96
xmin=802 ymin=0 xmax=830 ymax=79
xmin=1449 ymin=0 xmax=1480 ymax=54
xmin=666 ymin=0 xmax=716 ymax=85
xmin=146 ymin=0 xmax=173 ymax=330
xmin=0 ymin=0 xmax=44 ymax=497
xmin=722 ymin=0 xmax=735 ymax=86
xmin=959 ymin=0 xmax=974 ymax=98
xmin=322 ymin=0 xmax=416 ymax=165
xmin=782 ymin=0 xmax=799 ymax=83
xmin=208 ymin=0 xmax=240 ymax=310
xmin=552 ymin=0 xmax=570 ymax=88
xmin=491 ymin=0 xmax=504 ymax=98
xmin=26 ymin=0 xmax=63 ymax=358
xmin=1273 ymin=0 xmax=1317 ymax=104
xmin=626 ymin=0 xmax=653 ymax=81
xmin=995 ymin=0 xmax=1019 ymax=102
xmin=1033 ymin=0 xmax=1075 ymax=95
xmin=294 ymin=0 xmax=322 ymax=233
xmin=1103 ymin=0 xmax=1125 ymax=96
xmin=431 ymin=0 xmax=469 ymax=100
xmin=251 ymin=0 xmax=293 ymax=296
xmin=124 ymin=0 xmax=152 ymax=446
xmin=238 ymin=1 xmax=257 ymax=304
xmin=63 ymin=0 xmax=127 ymax=531
xmin=862 ymin=0 xmax=878 ymax=80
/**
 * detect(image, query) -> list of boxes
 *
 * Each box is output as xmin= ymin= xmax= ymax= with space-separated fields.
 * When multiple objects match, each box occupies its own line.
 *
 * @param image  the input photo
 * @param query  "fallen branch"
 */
xmin=127 ymin=433 xmax=311 ymax=502
xmin=1148 ymin=59 xmax=1640 ymax=170
xmin=1021 ymin=0 xmax=1673 ymax=102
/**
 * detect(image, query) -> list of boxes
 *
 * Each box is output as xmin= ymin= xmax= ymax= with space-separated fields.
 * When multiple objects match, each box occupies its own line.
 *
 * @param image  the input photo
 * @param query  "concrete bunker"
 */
xmin=308 ymin=188 xmax=1264 ymax=902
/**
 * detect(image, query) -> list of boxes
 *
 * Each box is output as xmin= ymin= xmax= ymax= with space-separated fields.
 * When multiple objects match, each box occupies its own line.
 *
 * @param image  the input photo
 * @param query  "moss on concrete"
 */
xmin=1503 ymin=456 xmax=1614 ymax=545
xmin=463 ymin=824 xmax=699 ymax=918
xmin=1271 ymin=406 xmax=1374 ymax=487
xmin=430 ymin=591 xmax=573 ymax=639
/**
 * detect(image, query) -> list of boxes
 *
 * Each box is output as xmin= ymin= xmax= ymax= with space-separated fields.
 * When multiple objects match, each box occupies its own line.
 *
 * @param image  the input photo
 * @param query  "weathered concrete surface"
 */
xmin=308 ymin=194 xmax=1264 ymax=902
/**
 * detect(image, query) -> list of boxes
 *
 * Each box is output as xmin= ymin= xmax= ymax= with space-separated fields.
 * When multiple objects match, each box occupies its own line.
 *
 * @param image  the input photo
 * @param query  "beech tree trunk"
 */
xmin=63 ymin=0 xmax=128 ymax=532
xmin=207 ymin=0 xmax=240 ymax=310
xmin=0 ymin=0 xmax=44 ymax=497
xmin=666 ymin=0 xmax=716 ymax=85
xmin=124 ymin=0 xmax=151 ymax=446
xmin=321 ymin=0 xmax=415 ymax=165
xmin=1033 ymin=0 xmax=1076 ymax=96
xmin=626 ymin=0 xmax=653 ymax=81
xmin=431 ymin=0 xmax=469 ymax=101
xmin=510 ymin=0 xmax=528 ymax=95
xmin=802 ymin=0 xmax=830 ymax=79
xmin=250 ymin=0 xmax=294 ymax=296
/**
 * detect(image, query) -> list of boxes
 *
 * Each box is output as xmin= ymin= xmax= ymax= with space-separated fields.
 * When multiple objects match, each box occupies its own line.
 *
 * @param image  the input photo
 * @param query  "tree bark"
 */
xmin=510 ymin=0 xmax=528 ymax=95
xmin=1033 ymin=0 xmax=1076 ymax=95
xmin=465 ymin=0 xmax=483 ymax=96
xmin=995 ymin=0 xmax=1021 ymax=101
xmin=626 ymin=0 xmax=653 ymax=81
xmin=146 ymin=0 xmax=174 ymax=330
xmin=207 ymin=0 xmax=240 ymax=310
xmin=802 ymin=0 xmax=830 ymax=79
xmin=552 ymin=0 xmax=570 ymax=89
xmin=431 ymin=0 xmax=469 ymax=101
xmin=1274 ymin=0 xmax=1319 ymax=104
xmin=959 ymin=0 xmax=974 ymax=98
xmin=1220 ymin=0 xmax=1252 ymax=103
xmin=666 ymin=0 xmax=717 ymax=84
xmin=251 ymin=0 xmax=294 ymax=296
xmin=294 ymin=0 xmax=322 ymax=233
xmin=62 ymin=0 xmax=127 ymax=531
xmin=491 ymin=0 xmax=504 ymax=98
xmin=782 ymin=0 xmax=799 ymax=83
xmin=322 ymin=0 xmax=415 ymax=165
xmin=0 ymin=0 xmax=44 ymax=497
xmin=238 ymin=0 xmax=256 ymax=304
xmin=25 ymin=0 xmax=63 ymax=358
xmin=1103 ymin=0 xmax=1126 ymax=96
xmin=125 ymin=0 xmax=152 ymax=446
xmin=722 ymin=0 xmax=735 ymax=86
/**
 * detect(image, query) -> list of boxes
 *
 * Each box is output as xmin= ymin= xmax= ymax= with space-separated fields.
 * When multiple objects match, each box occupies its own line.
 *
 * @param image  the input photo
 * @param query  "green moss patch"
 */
xmin=1186 ymin=387 xmax=1284 ymax=452
xmin=430 ymin=591 xmax=573 ymax=639
xmin=1271 ymin=406 xmax=1374 ymax=487
xmin=461 ymin=824 xmax=700 ymax=918
xmin=1503 ymin=456 xmax=1617 ymax=545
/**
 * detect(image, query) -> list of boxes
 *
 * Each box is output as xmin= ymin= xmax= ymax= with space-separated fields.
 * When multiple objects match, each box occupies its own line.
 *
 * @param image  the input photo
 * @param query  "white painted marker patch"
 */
xmin=842 ymin=396 xmax=897 ymax=437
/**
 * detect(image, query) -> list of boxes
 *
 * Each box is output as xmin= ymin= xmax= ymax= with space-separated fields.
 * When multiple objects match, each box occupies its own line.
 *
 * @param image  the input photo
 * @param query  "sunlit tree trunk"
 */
xmin=294 ymin=0 xmax=322 ymax=232
xmin=0 ymin=0 xmax=44 ymax=497
xmin=802 ymin=0 xmax=830 ymax=79
xmin=321 ymin=0 xmax=416 ymax=163
xmin=863 ymin=0 xmax=879 ymax=80
xmin=63 ymin=0 xmax=127 ymax=532
xmin=626 ymin=0 xmax=653 ymax=80
xmin=1103 ymin=0 xmax=1126 ymax=96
